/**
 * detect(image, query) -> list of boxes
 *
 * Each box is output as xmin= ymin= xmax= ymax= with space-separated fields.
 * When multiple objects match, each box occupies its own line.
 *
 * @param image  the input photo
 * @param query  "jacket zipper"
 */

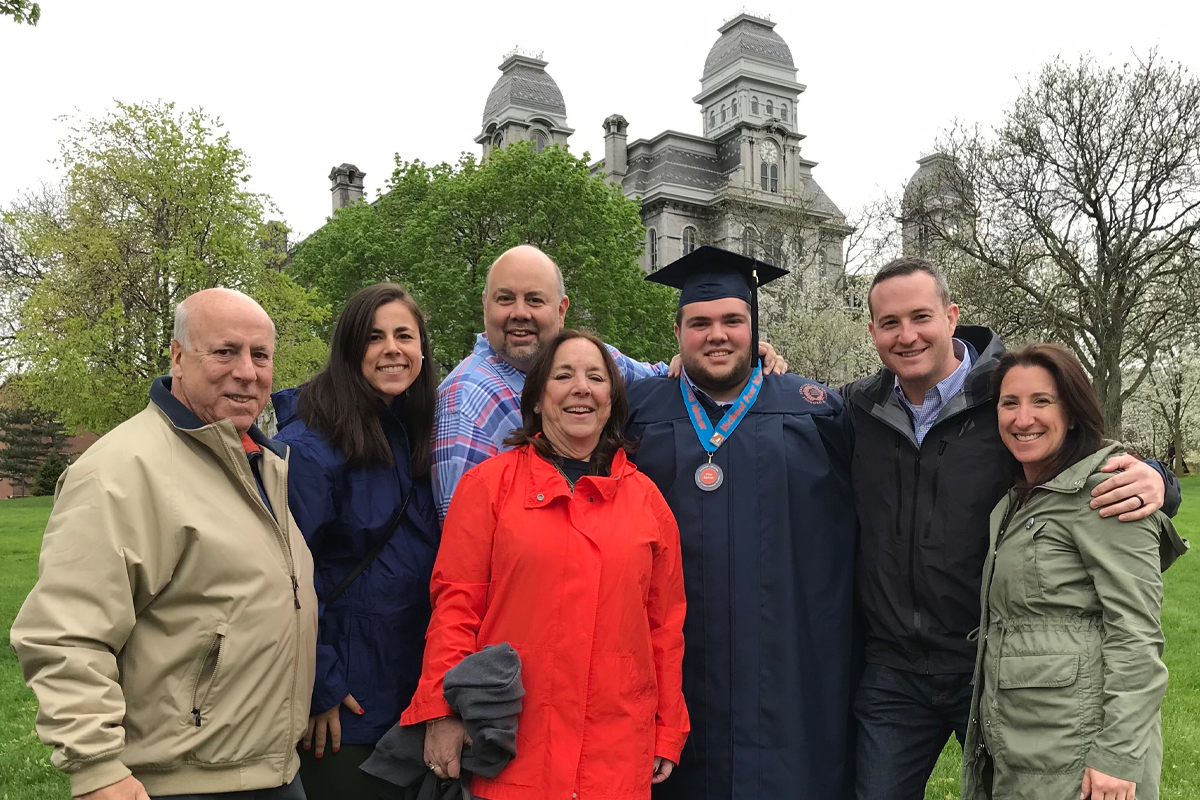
xmin=189 ymin=631 xmax=225 ymax=727
xmin=907 ymin=452 xmax=923 ymax=640
xmin=893 ymin=440 xmax=903 ymax=539
xmin=922 ymin=441 xmax=948 ymax=541
xmin=218 ymin=437 xmax=300 ymax=608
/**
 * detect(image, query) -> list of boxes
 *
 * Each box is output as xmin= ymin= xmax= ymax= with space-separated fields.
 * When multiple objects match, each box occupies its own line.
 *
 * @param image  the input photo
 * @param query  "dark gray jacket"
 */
xmin=361 ymin=643 xmax=523 ymax=800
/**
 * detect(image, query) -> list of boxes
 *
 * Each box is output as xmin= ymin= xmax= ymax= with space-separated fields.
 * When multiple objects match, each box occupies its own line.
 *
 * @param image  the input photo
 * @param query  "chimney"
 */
xmin=329 ymin=163 xmax=366 ymax=213
xmin=602 ymin=115 xmax=629 ymax=184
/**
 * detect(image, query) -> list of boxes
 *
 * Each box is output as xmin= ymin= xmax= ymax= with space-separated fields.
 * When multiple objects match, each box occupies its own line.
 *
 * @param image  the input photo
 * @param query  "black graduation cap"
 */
xmin=646 ymin=244 xmax=788 ymax=356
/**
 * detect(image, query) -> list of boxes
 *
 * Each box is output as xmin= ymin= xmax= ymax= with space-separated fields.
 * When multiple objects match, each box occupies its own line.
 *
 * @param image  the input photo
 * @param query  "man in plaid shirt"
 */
xmin=432 ymin=245 xmax=669 ymax=520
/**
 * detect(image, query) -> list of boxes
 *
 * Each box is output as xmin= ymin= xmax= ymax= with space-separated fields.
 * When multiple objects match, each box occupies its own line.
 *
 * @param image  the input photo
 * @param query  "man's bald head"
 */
xmin=485 ymin=245 xmax=565 ymax=299
xmin=482 ymin=245 xmax=570 ymax=372
xmin=174 ymin=288 xmax=274 ymax=348
xmin=170 ymin=288 xmax=276 ymax=435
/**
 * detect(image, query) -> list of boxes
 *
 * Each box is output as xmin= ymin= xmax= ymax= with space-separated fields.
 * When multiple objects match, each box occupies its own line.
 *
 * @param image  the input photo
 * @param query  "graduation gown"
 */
xmin=626 ymin=372 xmax=857 ymax=800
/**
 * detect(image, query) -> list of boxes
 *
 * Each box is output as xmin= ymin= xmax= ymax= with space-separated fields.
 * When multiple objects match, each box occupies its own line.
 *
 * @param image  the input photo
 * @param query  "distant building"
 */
xmin=326 ymin=12 xmax=849 ymax=292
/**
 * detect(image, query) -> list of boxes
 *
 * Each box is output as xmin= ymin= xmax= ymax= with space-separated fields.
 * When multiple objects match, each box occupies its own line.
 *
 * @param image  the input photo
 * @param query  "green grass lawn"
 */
xmin=1 ymin=482 xmax=1197 ymax=798
xmin=0 ymin=496 xmax=68 ymax=800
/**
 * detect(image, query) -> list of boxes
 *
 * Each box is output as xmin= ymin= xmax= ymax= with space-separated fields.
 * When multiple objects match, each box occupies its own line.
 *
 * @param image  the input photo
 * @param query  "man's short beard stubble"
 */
xmin=497 ymin=322 xmax=544 ymax=372
xmin=682 ymin=346 xmax=755 ymax=397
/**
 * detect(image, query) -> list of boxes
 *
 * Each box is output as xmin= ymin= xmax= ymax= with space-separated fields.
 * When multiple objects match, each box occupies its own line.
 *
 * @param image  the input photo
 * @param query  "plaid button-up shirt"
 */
xmin=432 ymin=333 xmax=668 ymax=520
xmin=894 ymin=338 xmax=973 ymax=446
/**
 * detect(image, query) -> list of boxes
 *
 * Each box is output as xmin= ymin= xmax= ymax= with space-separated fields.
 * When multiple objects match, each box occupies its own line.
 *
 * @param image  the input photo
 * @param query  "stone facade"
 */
xmin=323 ymin=14 xmax=849 ymax=295
xmin=583 ymin=13 xmax=850 ymax=294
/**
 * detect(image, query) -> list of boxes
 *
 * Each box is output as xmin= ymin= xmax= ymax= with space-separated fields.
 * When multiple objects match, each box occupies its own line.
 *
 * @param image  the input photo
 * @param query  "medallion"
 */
xmin=695 ymin=462 xmax=724 ymax=491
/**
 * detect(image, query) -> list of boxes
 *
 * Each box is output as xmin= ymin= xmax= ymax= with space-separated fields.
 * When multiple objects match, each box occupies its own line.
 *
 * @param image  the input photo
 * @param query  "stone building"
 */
xmin=326 ymin=13 xmax=848 ymax=293
xmin=900 ymin=152 xmax=971 ymax=258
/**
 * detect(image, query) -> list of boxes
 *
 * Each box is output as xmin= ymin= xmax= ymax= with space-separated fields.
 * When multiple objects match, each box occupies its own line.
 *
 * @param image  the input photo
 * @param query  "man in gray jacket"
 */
xmin=12 ymin=289 xmax=318 ymax=800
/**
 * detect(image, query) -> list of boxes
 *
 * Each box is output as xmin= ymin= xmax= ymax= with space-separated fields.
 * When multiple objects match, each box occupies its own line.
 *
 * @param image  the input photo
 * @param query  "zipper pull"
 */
xmin=291 ymin=575 xmax=301 ymax=609
xmin=192 ymin=707 xmax=202 ymax=727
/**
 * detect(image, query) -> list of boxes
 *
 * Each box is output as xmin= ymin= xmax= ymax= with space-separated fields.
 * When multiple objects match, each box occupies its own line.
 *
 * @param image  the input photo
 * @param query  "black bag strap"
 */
xmin=320 ymin=489 xmax=413 ymax=607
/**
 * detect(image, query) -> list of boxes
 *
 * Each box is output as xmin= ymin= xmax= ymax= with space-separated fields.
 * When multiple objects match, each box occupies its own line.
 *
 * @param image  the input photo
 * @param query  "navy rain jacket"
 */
xmin=273 ymin=388 xmax=440 ymax=746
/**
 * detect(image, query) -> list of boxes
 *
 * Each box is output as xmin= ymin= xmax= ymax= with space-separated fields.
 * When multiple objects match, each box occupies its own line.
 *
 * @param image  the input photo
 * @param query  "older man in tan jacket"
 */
xmin=11 ymin=289 xmax=318 ymax=800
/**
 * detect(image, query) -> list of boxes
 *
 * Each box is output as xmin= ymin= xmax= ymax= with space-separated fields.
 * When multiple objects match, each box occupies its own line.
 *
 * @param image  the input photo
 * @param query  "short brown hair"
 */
xmin=504 ymin=329 xmax=634 ymax=474
xmin=994 ymin=343 xmax=1105 ymax=491
xmin=867 ymin=256 xmax=952 ymax=318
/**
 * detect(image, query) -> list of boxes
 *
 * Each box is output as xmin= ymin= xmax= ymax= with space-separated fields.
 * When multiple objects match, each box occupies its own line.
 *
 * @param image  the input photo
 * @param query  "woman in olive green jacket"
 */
xmin=962 ymin=344 xmax=1187 ymax=800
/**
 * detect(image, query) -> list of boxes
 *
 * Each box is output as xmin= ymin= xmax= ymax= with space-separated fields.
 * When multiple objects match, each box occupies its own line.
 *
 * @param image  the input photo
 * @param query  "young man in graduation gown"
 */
xmin=626 ymin=246 xmax=858 ymax=800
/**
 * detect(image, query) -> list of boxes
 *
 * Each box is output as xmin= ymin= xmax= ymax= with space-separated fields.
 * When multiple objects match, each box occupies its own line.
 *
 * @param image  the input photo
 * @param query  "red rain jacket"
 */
xmin=402 ymin=444 xmax=688 ymax=800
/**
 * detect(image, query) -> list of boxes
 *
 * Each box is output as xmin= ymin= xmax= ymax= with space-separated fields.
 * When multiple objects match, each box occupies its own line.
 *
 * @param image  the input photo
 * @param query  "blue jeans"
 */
xmin=152 ymin=776 xmax=305 ymax=800
xmin=853 ymin=664 xmax=973 ymax=800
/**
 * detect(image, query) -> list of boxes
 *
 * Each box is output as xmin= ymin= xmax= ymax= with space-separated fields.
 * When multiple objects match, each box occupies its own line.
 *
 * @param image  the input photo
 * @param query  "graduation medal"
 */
xmin=681 ymin=364 xmax=763 ymax=492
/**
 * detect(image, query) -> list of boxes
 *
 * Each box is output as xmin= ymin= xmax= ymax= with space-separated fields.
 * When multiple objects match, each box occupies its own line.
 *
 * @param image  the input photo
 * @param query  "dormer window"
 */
xmin=531 ymin=130 xmax=548 ymax=153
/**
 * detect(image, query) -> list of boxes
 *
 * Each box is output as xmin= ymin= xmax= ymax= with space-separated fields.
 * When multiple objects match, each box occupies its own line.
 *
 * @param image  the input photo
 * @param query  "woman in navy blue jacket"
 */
xmin=274 ymin=283 xmax=439 ymax=799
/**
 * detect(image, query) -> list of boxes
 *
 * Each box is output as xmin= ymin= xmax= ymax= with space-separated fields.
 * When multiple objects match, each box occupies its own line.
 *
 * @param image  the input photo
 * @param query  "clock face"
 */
xmin=758 ymin=140 xmax=779 ymax=164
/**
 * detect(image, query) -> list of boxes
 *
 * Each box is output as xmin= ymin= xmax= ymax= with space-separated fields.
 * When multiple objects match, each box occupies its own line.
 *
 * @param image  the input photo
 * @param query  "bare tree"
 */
xmin=1130 ymin=345 xmax=1200 ymax=475
xmin=918 ymin=52 xmax=1200 ymax=433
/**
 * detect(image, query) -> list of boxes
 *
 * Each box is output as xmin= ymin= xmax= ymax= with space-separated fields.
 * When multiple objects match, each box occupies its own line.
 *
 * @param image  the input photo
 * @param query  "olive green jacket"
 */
xmin=961 ymin=442 xmax=1187 ymax=800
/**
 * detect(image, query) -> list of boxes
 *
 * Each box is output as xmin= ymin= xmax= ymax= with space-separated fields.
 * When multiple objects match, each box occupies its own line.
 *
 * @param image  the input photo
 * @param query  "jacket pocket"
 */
xmin=187 ymin=622 xmax=228 ymax=727
xmin=1023 ymin=523 xmax=1048 ymax=600
xmin=994 ymin=653 xmax=1083 ymax=772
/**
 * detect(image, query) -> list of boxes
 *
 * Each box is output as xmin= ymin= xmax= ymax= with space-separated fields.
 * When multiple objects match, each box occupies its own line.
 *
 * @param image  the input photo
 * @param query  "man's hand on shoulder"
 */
xmin=79 ymin=776 xmax=150 ymax=800
xmin=759 ymin=341 xmax=787 ymax=375
xmin=1092 ymin=455 xmax=1166 ymax=521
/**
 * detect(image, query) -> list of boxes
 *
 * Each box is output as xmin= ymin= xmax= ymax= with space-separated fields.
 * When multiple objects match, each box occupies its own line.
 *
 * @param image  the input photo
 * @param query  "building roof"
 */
xmin=482 ymin=51 xmax=567 ymax=125
xmin=702 ymin=13 xmax=795 ymax=79
xmin=903 ymin=153 xmax=969 ymax=206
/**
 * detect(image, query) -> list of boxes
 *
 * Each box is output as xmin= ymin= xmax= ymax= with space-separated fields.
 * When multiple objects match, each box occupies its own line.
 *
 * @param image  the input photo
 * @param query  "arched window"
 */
xmin=770 ymin=164 xmax=779 ymax=193
xmin=781 ymin=104 xmax=788 ymax=122
xmin=763 ymin=230 xmax=784 ymax=267
xmin=721 ymin=105 xmax=727 ymax=123
xmin=492 ymin=130 xmax=504 ymax=149
xmin=731 ymin=97 xmax=738 ymax=116
xmin=531 ymin=130 xmax=548 ymax=154
xmin=751 ymin=96 xmax=759 ymax=115
xmin=647 ymin=228 xmax=659 ymax=270
xmin=766 ymin=100 xmax=774 ymax=117
xmin=760 ymin=162 xmax=769 ymax=191
xmin=709 ymin=109 xmax=716 ymax=129
xmin=818 ymin=249 xmax=829 ymax=280
xmin=741 ymin=226 xmax=758 ymax=257
xmin=682 ymin=226 xmax=697 ymax=255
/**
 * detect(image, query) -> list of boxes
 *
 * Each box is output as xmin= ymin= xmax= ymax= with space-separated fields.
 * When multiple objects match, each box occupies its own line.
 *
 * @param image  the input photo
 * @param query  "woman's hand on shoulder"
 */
xmin=651 ymin=756 xmax=676 ymax=784
xmin=1080 ymin=766 xmax=1136 ymax=799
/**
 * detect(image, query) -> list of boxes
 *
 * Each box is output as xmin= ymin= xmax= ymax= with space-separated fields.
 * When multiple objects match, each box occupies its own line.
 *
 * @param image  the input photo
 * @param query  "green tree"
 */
xmin=1 ymin=0 xmax=40 ymax=25
xmin=289 ymin=142 xmax=678 ymax=370
xmin=31 ymin=451 xmax=69 ymax=496
xmin=0 ymin=408 xmax=66 ymax=497
xmin=5 ymin=101 xmax=329 ymax=433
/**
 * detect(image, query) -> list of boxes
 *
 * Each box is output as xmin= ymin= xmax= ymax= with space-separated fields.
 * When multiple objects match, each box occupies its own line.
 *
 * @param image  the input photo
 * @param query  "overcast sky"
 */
xmin=2 ymin=0 xmax=1197 ymax=240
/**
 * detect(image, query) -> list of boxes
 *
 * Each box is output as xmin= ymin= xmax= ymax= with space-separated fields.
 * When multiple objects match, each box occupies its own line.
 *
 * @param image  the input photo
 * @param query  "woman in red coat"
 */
xmin=402 ymin=329 xmax=688 ymax=800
